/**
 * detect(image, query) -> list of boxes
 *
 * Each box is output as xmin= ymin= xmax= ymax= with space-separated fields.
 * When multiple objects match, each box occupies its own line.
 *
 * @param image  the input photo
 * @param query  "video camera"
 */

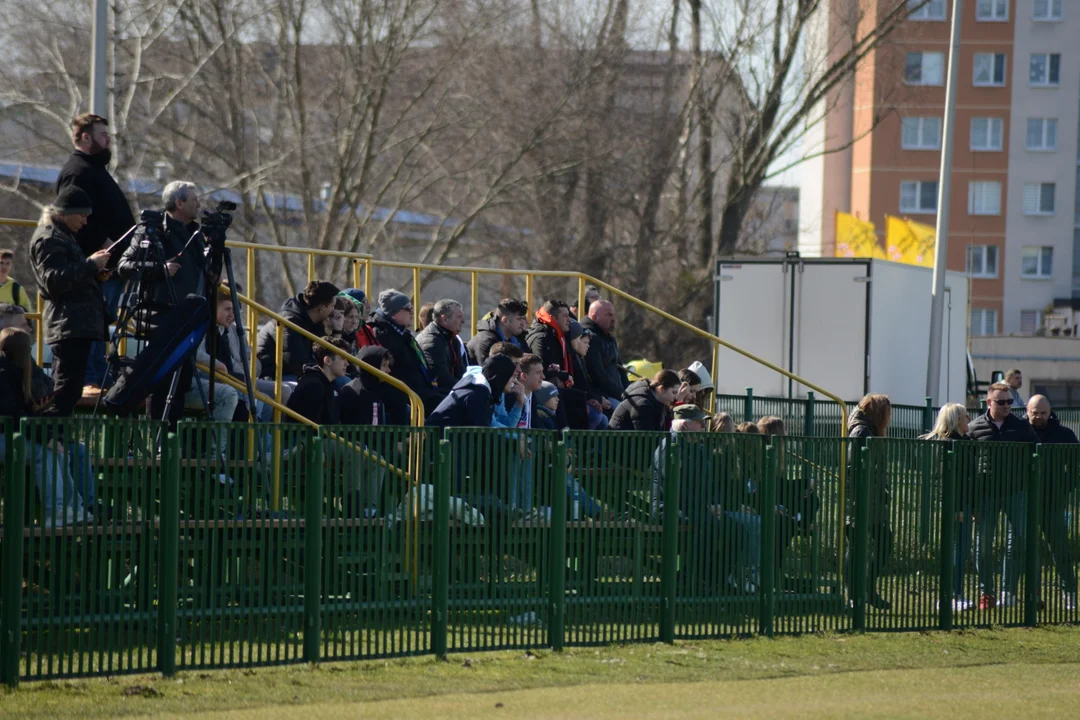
xmin=201 ymin=200 xmax=236 ymax=278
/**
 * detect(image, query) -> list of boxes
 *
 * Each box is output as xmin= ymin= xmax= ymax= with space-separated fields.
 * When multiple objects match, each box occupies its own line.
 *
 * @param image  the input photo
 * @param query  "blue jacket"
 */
xmin=427 ymin=373 xmax=496 ymax=428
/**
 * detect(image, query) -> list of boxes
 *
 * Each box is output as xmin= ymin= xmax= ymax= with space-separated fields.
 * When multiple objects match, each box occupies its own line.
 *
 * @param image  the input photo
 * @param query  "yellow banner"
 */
xmin=885 ymin=215 xmax=935 ymax=267
xmin=834 ymin=212 xmax=884 ymax=259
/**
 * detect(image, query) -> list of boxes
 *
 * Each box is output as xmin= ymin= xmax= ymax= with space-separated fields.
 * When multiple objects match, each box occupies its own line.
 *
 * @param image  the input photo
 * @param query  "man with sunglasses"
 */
xmin=967 ymin=382 xmax=1038 ymax=610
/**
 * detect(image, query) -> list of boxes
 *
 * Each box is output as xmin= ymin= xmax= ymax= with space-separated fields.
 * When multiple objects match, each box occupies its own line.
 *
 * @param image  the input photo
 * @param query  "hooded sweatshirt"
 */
xmin=340 ymin=346 xmax=400 ymax=426
xmin=285 ymin=364 xmax=341 ymax=425
xmin=609 ymin=378 xmax=669 ymax=431
xmin=427 ymin=355 xmax=516 ymax=428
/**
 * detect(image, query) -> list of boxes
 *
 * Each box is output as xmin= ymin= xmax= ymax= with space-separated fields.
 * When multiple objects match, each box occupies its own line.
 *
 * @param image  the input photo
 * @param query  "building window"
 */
xmin=968 ymin=182 xmax=1002 ymax=216
xmin=970 ymin=117 xmax=1004 ymax=151
xmin=976 ymin=0 xmax=1008 ymax=21
xmin=1026 ymin=118 xmax=1058 ymax=151
xmin=973 ymin=53 xmax=1007 ymax=86
xmin=900 ymin=181 xmax=938 ymax=214
xmin=966 ymin=245 xmax=999 ymax=278
xmin=1029 ymin=53 xmax=1061 ymax=87
xmin=906 ymin=52 xmax=945 ymax=86
xmin=909 ymin=0 xmax=946 ymax=20
xmin=1023 ymin=183 xmax=1056 ymax=215
xmin=1033 ymin=0 xmax=1063 ymax=21
xmin=971 ymin=308 xmax=998 ymax=336
xmin=1021 ymin=246 xmax=1054 ymax=278
xmin=1021 ymin=310 xmax=1045 ymax=334
xmin=901 ymin=117 xmax=942 ymax=150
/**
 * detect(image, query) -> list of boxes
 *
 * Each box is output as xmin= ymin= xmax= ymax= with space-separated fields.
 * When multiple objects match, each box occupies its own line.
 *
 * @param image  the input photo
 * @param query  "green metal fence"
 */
xmin=5 ymin=418 xmax=1080 ymax=687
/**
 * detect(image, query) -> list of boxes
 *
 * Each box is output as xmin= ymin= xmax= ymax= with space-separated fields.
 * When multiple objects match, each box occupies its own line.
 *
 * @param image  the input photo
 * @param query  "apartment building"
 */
xmin=799 ymin=0 xmax=1078 ymax=336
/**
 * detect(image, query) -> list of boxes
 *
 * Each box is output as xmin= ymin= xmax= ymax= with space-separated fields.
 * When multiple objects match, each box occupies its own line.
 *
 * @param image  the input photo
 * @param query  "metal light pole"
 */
xmin=926 ymin=0 xmax=963 ymax=404
xmin=90 ymin=0 xmax=108 ymax=115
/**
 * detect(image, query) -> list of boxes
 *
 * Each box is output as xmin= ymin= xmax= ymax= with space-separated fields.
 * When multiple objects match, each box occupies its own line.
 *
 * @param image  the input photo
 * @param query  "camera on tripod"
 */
xmin=201 ymin=201 xmax=236 ymax=277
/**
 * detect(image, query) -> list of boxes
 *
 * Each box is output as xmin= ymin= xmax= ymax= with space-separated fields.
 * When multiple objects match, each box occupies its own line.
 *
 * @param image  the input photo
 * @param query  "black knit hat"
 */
xmin=54 ymin=185 xmax=93 ymax=215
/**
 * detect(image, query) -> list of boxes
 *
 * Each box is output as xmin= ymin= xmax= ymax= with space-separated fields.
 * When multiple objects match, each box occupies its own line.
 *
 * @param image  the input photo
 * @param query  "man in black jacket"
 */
xmin=580 ymin=300 xmax=628 ymax=406
xmin=30 ymin=187 xmax=111 ymax=417
xmin=416 ymin=299 xmax=467 ymax=390
xmin=526 ymin=299 xmax=572 ymax=376
xmin=117 ymin=181 xmax=208 ymax=428
xmin=967 ymin=382 xmax=1038 ymax=609
xmin=368 ymin=288 xmax=445 ymax=421
xmin=466 ymin=298 xmax=527 ymax=365
xmin=255 ymin=280 xmax=340 ymax=381
xmin=1026 ymin=395 xmax=1078 ymax=609
xmin=56 ymin=114 xmax=136 ymax=388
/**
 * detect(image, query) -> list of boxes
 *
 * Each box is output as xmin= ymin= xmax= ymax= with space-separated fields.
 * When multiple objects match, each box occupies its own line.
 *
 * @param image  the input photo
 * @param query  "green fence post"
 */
xmin=922 ymin=397 xmax=934 ymax=434
xmin=804 ymin=391 xmax=815 ymax=437
xmin=1 ymin=433 xmax=26 ymax=688
xmin=759 ymin=443 xmax=777 ymax=638
xmin=852 ymin=446 xmax=869 ymax=632
xmin=303 ymin=436 xmax=324 ymax=663
xmin=939 ymin=449 xmax=956 ymax=631
xmin=157 ymin=433 xmax=181 ymax=677
xmin=659 ymin=436 xmax=681 ymax=644
xmin=744 ymin=388 xmax=754 ymax=424
xmin=1025 ymin=450 xmax=1041 ymax=628
xmin=432 ymin=440 xmax=451 ymax=659
xmin=548 ymin=440 xmax=569 ymax=651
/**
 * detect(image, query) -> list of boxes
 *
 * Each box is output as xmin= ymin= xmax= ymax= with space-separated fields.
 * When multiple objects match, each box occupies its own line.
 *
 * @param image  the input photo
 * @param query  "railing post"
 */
xmin=804 ymin=391 xmax=815 ymax=437
xmin=852 ymin=445 xmax=869 ymax=632
xmin=939 ymin=449 xmax=956 ymax=631
xmin=303 ymin=436 xmax=324 ymax=663
xmin=922 ymin=397 xmax=934 ymax=435
xmin=759 ymin=443 xmax=777 ymax=638
xmin=1025 ymin=449 xmax=1041 ymax=628
xmin=547 ymin=440 xmax=568 ymax=651
xmin=157 ymin=432 xmax=181 ymax=677
xmin=743 ymin=387 xmax=754 ymax=424
xmin=659 ymin=435 xmax=681 ymax=643
xmin=1 ymin=433 xmax=27 ymax=687
xmin=432 ymin=440 xmax=451 ymax=659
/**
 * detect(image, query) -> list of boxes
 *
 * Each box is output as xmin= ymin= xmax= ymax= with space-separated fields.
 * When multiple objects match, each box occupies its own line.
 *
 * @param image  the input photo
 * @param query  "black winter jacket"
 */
xmin=525 ymin=320 xmax=567 ymax=372
xmin=466 ymin=314 xmax=525 ymax=366
xmin=1031 ymin=414 xmax=1079 ymax=499
xmin=609 ymin=379 xmax=668 ymax=431
xmin=0 ymin=356 xmax=32 ymax=422
xmin=427 ymin=373 xmax=496 ymax=428
xmin=56 ymin=150 xmax=136 ymax=258
xmin=846 ymin=407 xmax=890 ymax=525
xmin=285 ymin=365 xmax=341 ymax=425
xmin=369 ymin=312 xmax=446 ymax=417
xmin=416 ymin=321 xmax=467 ymax=391
xmin=117 ymin=214 xmax=206 ymax=315
xmin=340 ymin=346 xmax=408 ymax=426
xmin=30 ymin=221 xmax=109 ymax=344
xmin=964 ymin=410 xmax=1036 ymax=498
xmin=579 ymin=317 xmax=628 ymax=401
xmin=255 ymin=294 xmax=327 ymax=380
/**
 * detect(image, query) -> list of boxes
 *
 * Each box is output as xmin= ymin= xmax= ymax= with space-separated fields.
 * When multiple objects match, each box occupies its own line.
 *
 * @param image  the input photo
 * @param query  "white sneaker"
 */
xmin=1064 ymin=593 xmax=1077 ymax=611
xmin=998 ymin=591 xmax=1018 ymax=608
xmin=953 ymin=597 xmax=973 ymax=612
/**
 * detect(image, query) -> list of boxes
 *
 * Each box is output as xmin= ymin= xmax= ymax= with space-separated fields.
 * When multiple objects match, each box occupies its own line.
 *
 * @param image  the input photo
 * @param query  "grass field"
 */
xmin=4 ymin=626 xmax=1080 ymax=718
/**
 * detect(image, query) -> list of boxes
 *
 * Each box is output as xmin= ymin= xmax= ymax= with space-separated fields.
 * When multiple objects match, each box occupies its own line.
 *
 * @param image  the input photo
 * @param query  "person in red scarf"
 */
xmin=526 ymin=299 xmax=573 ymax=380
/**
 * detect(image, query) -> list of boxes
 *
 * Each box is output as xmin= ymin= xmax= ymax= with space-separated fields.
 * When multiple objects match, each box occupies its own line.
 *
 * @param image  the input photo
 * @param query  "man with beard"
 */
xmin=56 ymin=114 xmax=136 ymax=390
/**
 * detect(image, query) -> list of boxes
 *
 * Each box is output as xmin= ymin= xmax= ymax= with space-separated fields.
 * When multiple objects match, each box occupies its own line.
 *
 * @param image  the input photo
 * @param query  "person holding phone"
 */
xmin=30 ymin=186 xmax=111 ymax=418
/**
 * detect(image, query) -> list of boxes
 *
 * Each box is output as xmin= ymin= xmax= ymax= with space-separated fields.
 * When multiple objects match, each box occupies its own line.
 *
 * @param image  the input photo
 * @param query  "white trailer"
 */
xmin=713 ymin=256 xmax=969 ymax=407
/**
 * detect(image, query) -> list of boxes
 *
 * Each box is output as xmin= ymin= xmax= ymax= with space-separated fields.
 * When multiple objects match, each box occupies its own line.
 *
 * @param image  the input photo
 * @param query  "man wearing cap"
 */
xmin=580 ymin=299 xmax=628 ymax=409
xmin=368 ymin=288 xmax=446 ymax=420
xmin=30 ymin=186 xmax=112 ymax=417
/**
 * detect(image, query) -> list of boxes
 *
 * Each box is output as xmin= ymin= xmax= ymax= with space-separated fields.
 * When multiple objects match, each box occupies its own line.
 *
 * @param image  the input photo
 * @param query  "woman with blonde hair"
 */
xmin=844 ymin=393 xmax=892 ymax=610
xmin=709 ymin=412 xmax=734 ymax=433
xmin=921 ymin=403 xmax=974 ymax=611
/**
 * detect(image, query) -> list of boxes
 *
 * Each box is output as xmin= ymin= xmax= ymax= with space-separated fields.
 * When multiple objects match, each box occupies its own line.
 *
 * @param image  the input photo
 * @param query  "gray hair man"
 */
xmin=416 ymin=298 xmax=468 ymax=391
xmin=1026 ymin=394 xmax=1079 ymax=610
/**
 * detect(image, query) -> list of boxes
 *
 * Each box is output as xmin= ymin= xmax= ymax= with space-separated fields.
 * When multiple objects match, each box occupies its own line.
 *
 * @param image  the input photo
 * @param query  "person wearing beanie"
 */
xmin=562 ymin=320 xmax=607 ymax=430
xmin=427 ymin=354 xmax=518 ymax=428
xmin=336 ymin=288 xmax=380 ymax=350
xmin=368 ymin=288 xmax=446 ymax=421
xmin=30 ymin=186 xmax=112 ymax=418
xmin=533 ymin=381 xmax=562 ymax=431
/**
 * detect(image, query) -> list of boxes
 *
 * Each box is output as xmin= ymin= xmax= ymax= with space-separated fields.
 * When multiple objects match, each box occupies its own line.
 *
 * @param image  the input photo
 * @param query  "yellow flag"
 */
xmin=835 ymin=212 xmax=884 ymax=259
xmin=886 ymin=216 xmax=935 ymax=267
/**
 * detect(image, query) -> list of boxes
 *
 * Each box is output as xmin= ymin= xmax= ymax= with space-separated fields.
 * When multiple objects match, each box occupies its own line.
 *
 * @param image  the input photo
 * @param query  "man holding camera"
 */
xmin=117 ymin=181 xmax=208 ymax=429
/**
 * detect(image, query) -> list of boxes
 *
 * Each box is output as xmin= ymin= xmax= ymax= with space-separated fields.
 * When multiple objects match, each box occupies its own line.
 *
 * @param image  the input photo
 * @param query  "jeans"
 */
xmin=509 ymin=450 xmax=534 ymax=511
xmin=953 ymin=504 xmax=973 ymax=597
xmin=67 ymin=440 xmax=95 ymax=508
xmin=84 ymin=276 xmax=123 ymax=387
xmin=0 ymin=434 xmax=86 ymax=526
xmin=1042 ymin=505 xmax=1077 ymax=594
xmin=587 ymin=404 xmax=609 ymax=430
xmin=724 ymin=511 xmax=762 ymax=583
xmin=976 ymin=491 xmax=1027 ymax=597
